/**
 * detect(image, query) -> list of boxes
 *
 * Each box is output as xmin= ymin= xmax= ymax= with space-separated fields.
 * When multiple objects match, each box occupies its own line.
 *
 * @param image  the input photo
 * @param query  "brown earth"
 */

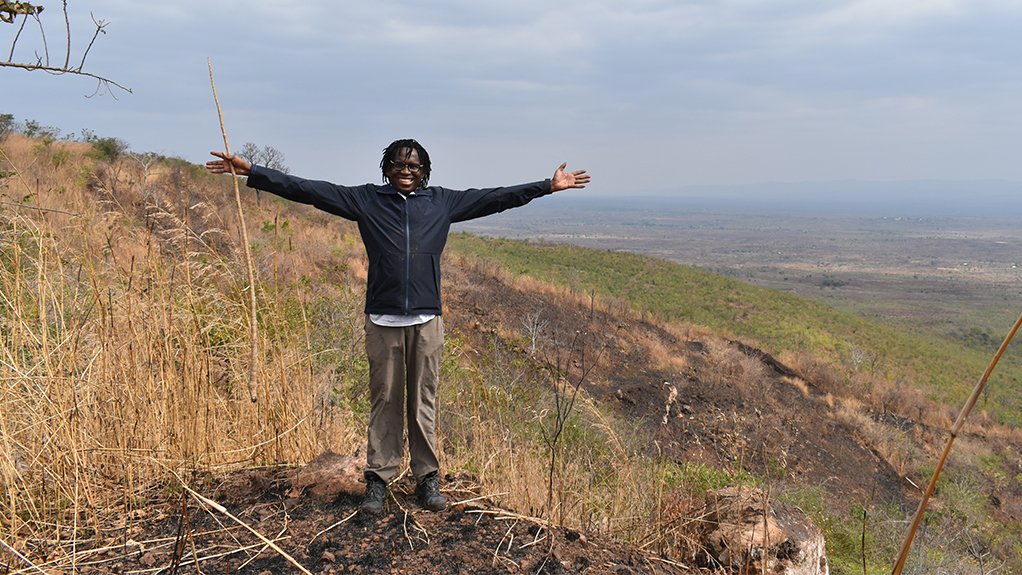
xmin=63 ymin=468 xmax=686 ymax=575
xmin=444 ymin=255 xmax=911 ymax=512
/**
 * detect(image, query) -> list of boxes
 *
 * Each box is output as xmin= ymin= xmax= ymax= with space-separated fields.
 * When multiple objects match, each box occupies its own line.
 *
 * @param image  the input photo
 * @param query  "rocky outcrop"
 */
xmin=699 ymin=486 xmax=828 ymax=575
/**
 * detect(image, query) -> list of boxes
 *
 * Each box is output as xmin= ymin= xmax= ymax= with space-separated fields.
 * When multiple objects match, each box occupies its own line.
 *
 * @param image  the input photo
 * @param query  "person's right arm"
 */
xmin=206 ymin=152 xmax=365 ymax=221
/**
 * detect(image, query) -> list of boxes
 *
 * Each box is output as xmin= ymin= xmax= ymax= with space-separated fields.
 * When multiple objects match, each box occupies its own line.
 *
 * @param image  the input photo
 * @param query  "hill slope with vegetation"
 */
xmin=448 ymin=234 xmax=1022 ymax=427
xmin=1 ymin=128 xmax=1021 ymax=573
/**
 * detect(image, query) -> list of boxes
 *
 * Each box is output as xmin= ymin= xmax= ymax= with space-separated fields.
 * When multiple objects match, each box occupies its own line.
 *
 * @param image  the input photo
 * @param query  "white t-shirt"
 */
xmin=369 ymin=313 xmax=436 ymax=327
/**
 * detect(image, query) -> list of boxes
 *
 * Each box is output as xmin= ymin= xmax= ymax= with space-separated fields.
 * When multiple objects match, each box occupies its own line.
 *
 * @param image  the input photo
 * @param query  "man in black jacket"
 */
xmin=207 ymin=139 xmax=589 ymax=514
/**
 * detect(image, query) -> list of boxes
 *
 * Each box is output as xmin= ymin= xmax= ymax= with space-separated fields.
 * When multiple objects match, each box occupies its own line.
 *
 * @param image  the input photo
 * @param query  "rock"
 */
xmin=662 ymin=382 xmax=678 ymax=425
xmin=701 ymin=486 xmax=828 ymax=575
xmin=289 ymin=449 xmax=366 ymax=500
xmin=322 ymin=550 xmax=336 ymax=563
xmin=138 ymin=551 xmax=159 ymax=567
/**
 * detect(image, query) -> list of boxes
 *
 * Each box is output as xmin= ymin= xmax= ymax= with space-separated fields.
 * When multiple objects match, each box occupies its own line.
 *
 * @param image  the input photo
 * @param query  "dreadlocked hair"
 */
xmin=380 ymin=139 xmax=432 ymax=188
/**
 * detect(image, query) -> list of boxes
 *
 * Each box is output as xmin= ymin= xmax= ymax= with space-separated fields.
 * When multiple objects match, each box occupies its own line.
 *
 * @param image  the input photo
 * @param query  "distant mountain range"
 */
xmin=584 ymin=179 xmax=1022 ymax=217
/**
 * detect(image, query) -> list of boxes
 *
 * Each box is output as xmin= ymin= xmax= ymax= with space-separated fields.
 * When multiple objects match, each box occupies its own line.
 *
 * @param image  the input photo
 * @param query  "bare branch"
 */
xmin=62 ymin=0 xmax=69 ymax=69
xmin=77 ymin=12 xmax=106 ymax=72
xmin=7 ymin=12 xmax=28 ymax=60
xmin=0 ymin=59 xmax=131 ymax=93
xmin=1 ymin=0 xmax=129 ymax=94
xmin=27 ymin=9 xmax=48 ymax=66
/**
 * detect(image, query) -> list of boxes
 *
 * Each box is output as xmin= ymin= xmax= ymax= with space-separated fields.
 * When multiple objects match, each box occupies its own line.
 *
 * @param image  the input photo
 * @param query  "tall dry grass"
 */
xmin=0 ymin=137 xmax=364 ymax=559
xmin=438 ymin=342 xmax=690 ymax=552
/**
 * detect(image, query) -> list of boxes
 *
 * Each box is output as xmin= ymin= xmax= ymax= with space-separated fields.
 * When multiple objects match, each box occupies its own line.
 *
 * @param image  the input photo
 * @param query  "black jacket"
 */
xmin=246 ymin=165 xmax=552 ymax=315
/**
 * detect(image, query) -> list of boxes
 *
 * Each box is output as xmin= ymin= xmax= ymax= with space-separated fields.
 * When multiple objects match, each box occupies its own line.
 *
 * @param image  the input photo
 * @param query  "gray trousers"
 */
xmin=363 ymin=316 xmax=444 ymax=482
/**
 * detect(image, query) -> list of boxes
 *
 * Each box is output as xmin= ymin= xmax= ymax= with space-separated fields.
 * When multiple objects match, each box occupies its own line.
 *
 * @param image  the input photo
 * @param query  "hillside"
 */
xmin=2 ymin=131 xmax=1021 ymax=573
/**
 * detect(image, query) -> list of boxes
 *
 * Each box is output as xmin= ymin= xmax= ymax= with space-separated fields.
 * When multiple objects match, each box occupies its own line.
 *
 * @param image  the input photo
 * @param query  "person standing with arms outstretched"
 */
xmin=207 ymin=139 xmax=590 ymax=514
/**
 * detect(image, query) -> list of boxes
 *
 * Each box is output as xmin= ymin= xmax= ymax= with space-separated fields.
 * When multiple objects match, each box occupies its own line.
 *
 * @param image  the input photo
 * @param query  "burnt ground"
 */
xmin=444 ymin=256 xmax=910 ymax=511
xmin=63 ymin=470 xmax=688 ymax=575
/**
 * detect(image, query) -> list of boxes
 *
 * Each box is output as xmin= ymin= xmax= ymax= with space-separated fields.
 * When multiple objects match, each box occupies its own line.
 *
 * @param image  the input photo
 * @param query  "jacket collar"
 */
xmin=377 ymin=184 xmax=434 ymax=198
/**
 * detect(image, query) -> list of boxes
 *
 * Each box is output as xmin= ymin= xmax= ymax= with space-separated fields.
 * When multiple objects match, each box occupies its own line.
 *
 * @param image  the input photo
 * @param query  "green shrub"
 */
xmin=87 ymin=136 xmax=128 ymax=162
xmin=0 ymin=113 xmax=14 ymax=142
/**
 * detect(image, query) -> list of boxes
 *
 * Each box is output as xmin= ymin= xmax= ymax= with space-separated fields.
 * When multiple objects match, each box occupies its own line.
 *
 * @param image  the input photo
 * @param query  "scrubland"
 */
xmin=2 ymin=132 xmax=1021 ymax=573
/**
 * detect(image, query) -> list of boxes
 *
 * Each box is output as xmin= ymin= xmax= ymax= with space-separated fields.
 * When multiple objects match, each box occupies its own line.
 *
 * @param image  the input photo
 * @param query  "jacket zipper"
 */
xmin=403 ymin=195 xmax=411 ymax=314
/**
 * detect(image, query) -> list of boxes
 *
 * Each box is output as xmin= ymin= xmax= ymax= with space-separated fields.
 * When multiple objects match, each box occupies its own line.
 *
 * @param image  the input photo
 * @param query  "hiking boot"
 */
xmin=360 ymin=474 xmax=388 ymax=515
xmin=416 ymin=472 xmax=447 ymax=511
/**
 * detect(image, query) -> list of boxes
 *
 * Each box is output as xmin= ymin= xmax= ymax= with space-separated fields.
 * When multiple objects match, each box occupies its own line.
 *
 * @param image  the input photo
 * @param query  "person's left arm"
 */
xmin=447 ymin=163 xmax=590 ymax=222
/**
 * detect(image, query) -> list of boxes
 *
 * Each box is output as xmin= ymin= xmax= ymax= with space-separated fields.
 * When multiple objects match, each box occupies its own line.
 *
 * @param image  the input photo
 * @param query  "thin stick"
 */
xmin=237 ymin=523 xmax=289 ymax=572
xmin=450 ymin=492 xmax=510 ymax=507
xmin=310 ymin=510 xmax=358 ymax=543
xmin=0 ymin=537 xmax=48 ymax=575
xmin=890 ymin=309 xmax=1022 ymax=575
xmin=180 ymin=483 xmax=313 ymax=575
xmin=121 ymin=539 xmax=289 ymax=575
xmin=208 ymin=58 xmax=259 ymax=402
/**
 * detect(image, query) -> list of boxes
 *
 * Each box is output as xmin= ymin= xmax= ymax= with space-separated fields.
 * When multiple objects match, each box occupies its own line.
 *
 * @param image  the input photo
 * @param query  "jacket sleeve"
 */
xmin=443 ymin=180 xmax=553 ymax=223
xmin=245 ymin=165 xmax=366 ymax=221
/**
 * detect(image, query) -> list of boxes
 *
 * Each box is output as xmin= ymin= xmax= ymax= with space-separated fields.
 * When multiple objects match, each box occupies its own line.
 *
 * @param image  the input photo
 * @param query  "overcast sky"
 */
xmin=6 ymin=0 xmax=1022 ymax=195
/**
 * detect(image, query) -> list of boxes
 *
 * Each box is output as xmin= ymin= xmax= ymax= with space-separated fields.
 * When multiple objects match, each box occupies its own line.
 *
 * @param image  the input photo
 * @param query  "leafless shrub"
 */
xmin=520 ymin=308 xmax=548 ymax=354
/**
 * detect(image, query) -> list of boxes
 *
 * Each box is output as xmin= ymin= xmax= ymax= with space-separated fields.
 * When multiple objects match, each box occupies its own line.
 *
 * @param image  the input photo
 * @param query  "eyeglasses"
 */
xmin=389 ymin=160 xmax=424 ymax=174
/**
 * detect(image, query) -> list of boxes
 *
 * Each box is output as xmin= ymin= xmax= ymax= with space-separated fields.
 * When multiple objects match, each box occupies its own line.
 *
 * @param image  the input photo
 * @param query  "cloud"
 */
xmin=810 ymin=0 xmax=964 ymax=29
xmin=7 ymin=0 xmax=1022 ymax=191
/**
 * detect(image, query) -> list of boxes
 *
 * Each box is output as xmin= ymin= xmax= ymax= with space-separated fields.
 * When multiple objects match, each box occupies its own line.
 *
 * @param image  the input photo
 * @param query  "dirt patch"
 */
xmin=57 ymin=469 xmax=689 ymax=575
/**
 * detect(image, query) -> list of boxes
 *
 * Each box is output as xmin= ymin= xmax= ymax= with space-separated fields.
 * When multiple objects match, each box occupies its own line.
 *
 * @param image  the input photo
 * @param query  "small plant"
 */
xmin=86 ymin=136 xmax=128 ymax=162
xmin=0 ymin=113 xmax=14 ymax=142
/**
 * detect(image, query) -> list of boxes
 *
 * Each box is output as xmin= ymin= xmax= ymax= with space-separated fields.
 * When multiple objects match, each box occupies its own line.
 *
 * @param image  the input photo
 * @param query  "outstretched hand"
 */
xmin=206 ymin=151 xmax=252 ymax=176
xmin=550 ymin=163 xmax=590 ymax=193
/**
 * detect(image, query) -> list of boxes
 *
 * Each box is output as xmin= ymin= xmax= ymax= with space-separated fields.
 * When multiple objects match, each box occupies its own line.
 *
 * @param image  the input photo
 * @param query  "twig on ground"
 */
xmin=450 ymin=492 xmax=510 ymax=508
xmin=494 ymin=555 xmax=521 ymax=570
xmin=465 ymin=507 xmax=550 ymax=527
xmin=0 ymin=537 xmax=48 ymax=575
xmin=178 ymin=483 xmax=313 ymax=575
xmin=519 ymin=534 xmax=547 ymax=549
xmin=122 ymin=538 xmax=290 ymax=575
xmin=494 ymin=519 xmax=518 ymax=557
xmin=14 ymin=530 xmax=240 ymax=574
xmin=399 ymin=507 xmax=431 ymax=551
xmin=649 ymin=555 xmax=692 ymax=570
xmin=309 ymin=510 xmax=358 ymax=543
xmin=237 ymin=522 xmax=289 ymax=572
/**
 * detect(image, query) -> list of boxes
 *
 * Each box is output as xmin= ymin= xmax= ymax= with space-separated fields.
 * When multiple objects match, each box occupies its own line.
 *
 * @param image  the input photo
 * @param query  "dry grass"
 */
xmin=831 ymin=401 xmax=915 ymax=476
xmin=0 ymin=137 xmax=363 ymax=558
xmin=701 ymin=339 xmax=771 ymax=397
